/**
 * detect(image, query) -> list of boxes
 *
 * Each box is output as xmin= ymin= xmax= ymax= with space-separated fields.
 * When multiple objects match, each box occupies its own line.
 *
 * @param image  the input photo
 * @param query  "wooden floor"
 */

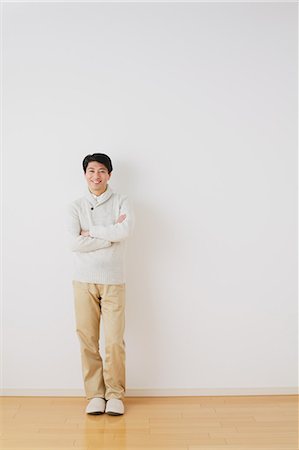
xmin=0 ymin=395 xmax=298 ymax=450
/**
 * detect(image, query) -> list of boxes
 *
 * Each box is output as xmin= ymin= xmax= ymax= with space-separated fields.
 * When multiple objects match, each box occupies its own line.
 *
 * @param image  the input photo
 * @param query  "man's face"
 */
xmin=85 ymin=161 xmax=111 ymax=195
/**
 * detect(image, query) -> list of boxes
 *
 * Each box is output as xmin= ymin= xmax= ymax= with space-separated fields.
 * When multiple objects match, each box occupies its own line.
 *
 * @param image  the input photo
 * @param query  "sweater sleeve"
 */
xmin=66 ymin=202 xmax=111 ymax=252
xmin=89 ymin=196 xmax=135 ymax=242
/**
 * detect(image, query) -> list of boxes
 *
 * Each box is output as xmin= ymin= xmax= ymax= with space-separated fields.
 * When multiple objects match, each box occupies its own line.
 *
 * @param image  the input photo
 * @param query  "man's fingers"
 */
xmin=117 ymin=214 xmax=126 ymax=223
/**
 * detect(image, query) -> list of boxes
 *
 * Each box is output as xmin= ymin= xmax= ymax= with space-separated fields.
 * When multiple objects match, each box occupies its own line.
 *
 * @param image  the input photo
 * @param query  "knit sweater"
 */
xmin=66 ymin=184 xmax=134 ymax=284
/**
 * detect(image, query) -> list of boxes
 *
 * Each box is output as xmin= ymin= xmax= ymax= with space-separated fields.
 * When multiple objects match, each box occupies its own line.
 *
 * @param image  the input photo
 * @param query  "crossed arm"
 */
xmin=66 ymin=203 xmax=112 ymax=252
xmin=80 ymin=214 xmax=126 ymax=237
xmin=67 ymin=197 xmax=134 ymax=252
xmin=86 ymin=196 xmax=134 ymax=243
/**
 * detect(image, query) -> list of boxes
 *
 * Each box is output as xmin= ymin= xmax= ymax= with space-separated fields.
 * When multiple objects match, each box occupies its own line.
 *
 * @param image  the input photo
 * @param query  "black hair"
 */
xmin=82 ymin=153 xmax=113 ymax=174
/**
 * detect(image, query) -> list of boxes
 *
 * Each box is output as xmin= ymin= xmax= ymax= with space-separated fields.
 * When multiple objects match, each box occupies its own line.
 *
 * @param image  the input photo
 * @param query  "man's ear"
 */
xmin=108 ymin=172 xmax=112 ymax=180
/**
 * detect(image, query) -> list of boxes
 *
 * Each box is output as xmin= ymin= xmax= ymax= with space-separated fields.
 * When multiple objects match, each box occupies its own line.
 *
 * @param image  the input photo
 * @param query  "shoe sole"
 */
xmin=86 ymin=411 xmax=105 ymax=415
xmin=106 ymin=411 xmax=123 ymax=416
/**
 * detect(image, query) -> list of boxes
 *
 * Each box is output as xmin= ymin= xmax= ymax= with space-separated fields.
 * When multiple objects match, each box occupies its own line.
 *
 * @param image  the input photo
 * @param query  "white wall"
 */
xmin=2 ymin=2 xmax=297 ymax=396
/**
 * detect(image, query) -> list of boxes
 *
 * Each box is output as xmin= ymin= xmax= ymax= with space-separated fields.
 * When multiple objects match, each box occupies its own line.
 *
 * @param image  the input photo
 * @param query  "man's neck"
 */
xmin=89 ymin=185 xmax=108 ymax=197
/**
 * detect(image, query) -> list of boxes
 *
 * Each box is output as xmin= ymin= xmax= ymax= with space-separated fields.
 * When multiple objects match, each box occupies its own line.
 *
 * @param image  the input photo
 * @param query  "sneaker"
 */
xmin=105 ymin=398 xmax=125 ymax=415
xmin=85 ymin=397 xmax=106 ymax=415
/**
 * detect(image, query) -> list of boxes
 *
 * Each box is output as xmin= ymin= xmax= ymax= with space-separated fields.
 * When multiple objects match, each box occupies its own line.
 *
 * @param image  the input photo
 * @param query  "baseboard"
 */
xmin=126 ymin=387 xmax=298 ymax=396
xmin=0 ymin=387 xmax=297 ymax=397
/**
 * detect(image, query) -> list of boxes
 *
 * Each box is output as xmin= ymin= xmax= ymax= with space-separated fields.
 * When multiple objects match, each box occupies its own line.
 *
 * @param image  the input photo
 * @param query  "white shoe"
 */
xmin=105 ymin=398 xmax=125 ymax=415
xmin=85 ymin=397 xmax=106 ymax=415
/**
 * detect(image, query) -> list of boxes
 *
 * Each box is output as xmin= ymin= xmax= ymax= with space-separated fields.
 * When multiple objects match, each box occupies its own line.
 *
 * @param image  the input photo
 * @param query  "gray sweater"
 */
xmin=66 ymin=184 xmax=134 ymax=284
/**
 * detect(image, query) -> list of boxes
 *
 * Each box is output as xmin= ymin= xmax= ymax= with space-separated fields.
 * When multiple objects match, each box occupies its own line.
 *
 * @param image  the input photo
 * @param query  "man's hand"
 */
xmin=116 ymin=214 xmax=126 ymax=224
xmin=80 ymin=230 xmax=90 ymax=237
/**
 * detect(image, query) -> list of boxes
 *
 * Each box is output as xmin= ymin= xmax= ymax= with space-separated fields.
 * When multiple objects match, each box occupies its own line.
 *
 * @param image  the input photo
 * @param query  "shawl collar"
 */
xmin=84 ymin=184 xmax=113 ymax=207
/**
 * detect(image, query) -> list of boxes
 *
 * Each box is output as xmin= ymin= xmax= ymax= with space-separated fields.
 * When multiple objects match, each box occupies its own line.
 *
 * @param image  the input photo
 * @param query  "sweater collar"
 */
xmin=85 ymin=184 xmax=113 ymax=206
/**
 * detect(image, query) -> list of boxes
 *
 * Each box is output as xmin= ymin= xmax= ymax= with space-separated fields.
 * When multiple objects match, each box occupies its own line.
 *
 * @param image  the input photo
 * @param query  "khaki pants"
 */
xmin=72 ymin=280 xmax=126 ymax=401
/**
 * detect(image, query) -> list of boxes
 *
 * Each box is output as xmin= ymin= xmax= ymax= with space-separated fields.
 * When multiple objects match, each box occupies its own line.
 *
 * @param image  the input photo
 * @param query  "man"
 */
xmin=67 ymin=153 xmax=134 ymax=416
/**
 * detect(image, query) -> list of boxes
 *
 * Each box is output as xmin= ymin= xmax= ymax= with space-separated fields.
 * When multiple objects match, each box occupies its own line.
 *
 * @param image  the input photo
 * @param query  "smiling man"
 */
xmin=67 ymin=153 xmax=134 ymax=416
